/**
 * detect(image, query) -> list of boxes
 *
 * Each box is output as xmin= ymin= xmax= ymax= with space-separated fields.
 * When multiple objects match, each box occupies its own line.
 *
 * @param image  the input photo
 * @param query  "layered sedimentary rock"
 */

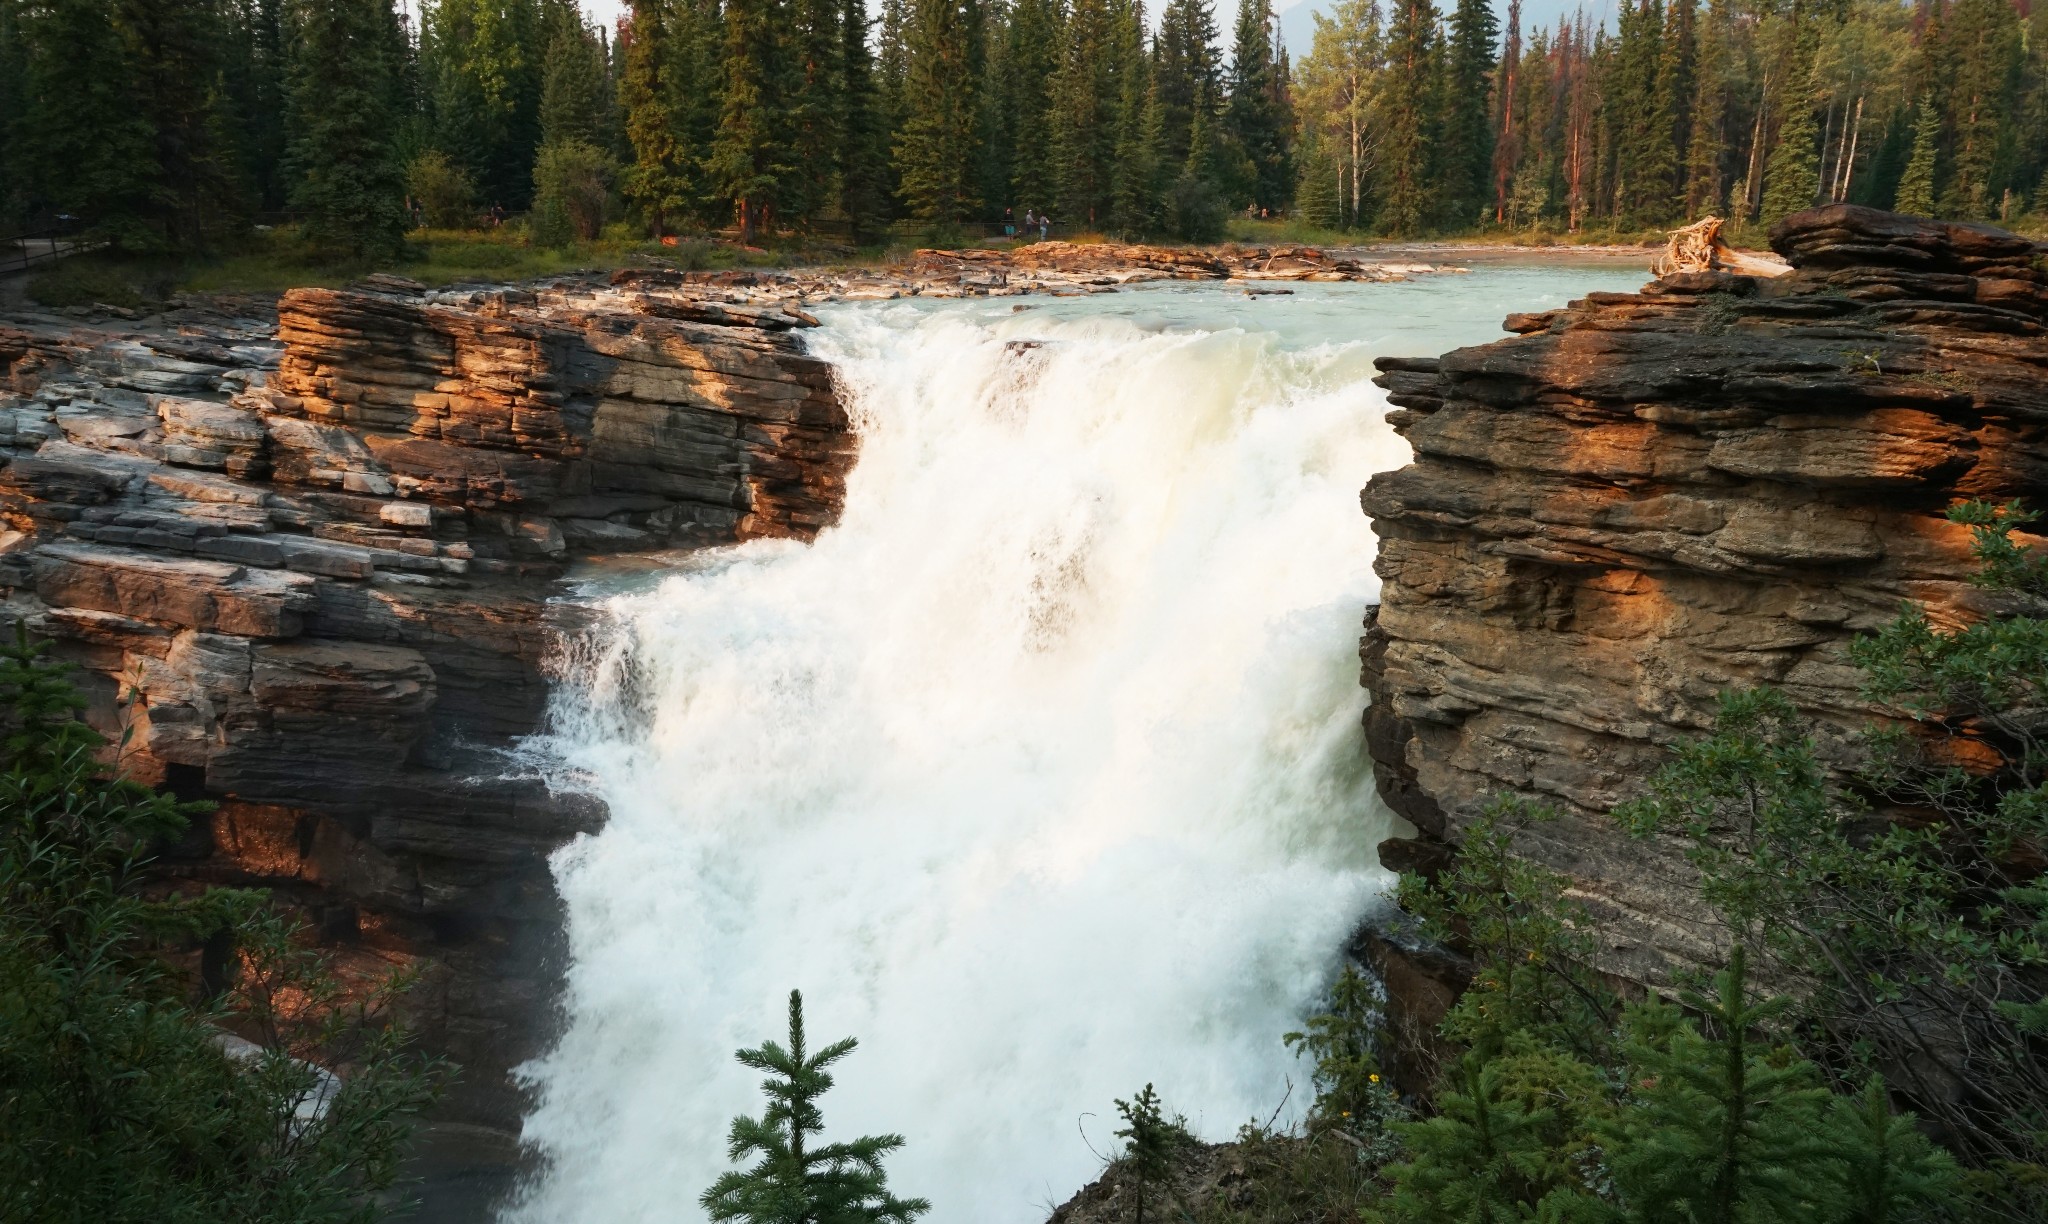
xmin=910 ymin=239 xmax=1448 ymax=289
xmin=0 ymin=276 xmax=855 ymax=1125
xmin=1361 ymin=205 xmax=2048 ymax=989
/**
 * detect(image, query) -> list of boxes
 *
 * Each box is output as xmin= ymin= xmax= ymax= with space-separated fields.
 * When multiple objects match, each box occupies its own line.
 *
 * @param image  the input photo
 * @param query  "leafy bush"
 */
xmin=0 ymin=629 xmax=441 ymax=1223
xmin=407 ymin=150 xmax=477 ymax=230
xmin=24 ymin=256 xmax=151 ymax=310
xmin=531 ymin=139 xmax=613 ymax=247
xmin=1617 ymin=501 xmax=2048 ymax=1175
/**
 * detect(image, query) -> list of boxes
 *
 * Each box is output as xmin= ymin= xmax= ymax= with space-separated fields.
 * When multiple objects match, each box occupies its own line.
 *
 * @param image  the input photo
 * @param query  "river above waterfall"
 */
xmin=506 ymin=263 xmax=1651 ymax=1224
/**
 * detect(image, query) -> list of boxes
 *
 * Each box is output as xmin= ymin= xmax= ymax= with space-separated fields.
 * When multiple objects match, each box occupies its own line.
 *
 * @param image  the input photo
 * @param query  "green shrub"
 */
xmin=531 ymin=139 xmax=613 ymax=247
xmin=24 ymin=257 xmax=149 ymax=309
xmin=0 ymin=629 xmax=442 ymax=1222
xmin=407 ymin=150 xmax=477 ymax=230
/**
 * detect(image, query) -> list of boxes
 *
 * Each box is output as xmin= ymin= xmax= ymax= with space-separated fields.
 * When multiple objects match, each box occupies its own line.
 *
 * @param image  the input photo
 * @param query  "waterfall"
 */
xmin=506 ymin=286 xmax=1431 ymax=1223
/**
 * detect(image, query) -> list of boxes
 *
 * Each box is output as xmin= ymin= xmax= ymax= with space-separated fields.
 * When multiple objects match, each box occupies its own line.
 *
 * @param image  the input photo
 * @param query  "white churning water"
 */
xmin=506 ymin=266 xmax=1649 ymax=1224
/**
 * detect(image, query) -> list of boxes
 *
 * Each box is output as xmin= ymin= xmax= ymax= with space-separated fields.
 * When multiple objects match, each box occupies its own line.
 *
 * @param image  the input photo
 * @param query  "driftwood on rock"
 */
xmin=1655 ymin=216 xmax=1790 ymax=278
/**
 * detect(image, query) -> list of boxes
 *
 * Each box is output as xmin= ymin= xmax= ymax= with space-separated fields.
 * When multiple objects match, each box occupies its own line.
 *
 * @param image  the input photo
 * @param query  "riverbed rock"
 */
xmin=1359 ymin=204 xmax=2048 ymax=986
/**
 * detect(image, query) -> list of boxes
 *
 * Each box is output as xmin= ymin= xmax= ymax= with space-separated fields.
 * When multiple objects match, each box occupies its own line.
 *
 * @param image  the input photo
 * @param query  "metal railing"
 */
xmin=0 ymin=225 xmax=108 ymax=276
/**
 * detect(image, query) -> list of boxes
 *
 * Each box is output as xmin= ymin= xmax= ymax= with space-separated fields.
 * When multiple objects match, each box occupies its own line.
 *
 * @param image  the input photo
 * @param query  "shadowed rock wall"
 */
xmin=1361 ymin=205 xmax=2048 ymax=986
xmin=0 ymin=277 xmax=855 ymax=1126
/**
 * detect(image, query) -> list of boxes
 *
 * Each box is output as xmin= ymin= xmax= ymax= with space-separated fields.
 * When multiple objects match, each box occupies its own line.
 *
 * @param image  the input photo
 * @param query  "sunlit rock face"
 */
xmin=1361 ymin=204 xmax=2048 ymax=987
xmin=0 ymin=277 xmax=856 ymax=1123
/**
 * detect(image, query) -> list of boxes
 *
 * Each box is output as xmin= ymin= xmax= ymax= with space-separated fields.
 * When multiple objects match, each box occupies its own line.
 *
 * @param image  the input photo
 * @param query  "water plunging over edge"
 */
xmin=504 ymin=271 xmax=1648 ymax=1224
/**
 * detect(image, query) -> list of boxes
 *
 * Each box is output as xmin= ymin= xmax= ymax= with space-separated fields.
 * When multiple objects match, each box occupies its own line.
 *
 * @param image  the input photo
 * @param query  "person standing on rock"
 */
xmin=1038 ymin=211 xmax=1049 ymax=241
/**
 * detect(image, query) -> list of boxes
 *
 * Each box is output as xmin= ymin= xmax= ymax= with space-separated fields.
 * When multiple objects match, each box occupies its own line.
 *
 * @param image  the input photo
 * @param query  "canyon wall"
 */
xmin=1360 ymin=205 xmax=2048 ymax=1007
xmin=0 ymin=276 xmax=854 ymax=1125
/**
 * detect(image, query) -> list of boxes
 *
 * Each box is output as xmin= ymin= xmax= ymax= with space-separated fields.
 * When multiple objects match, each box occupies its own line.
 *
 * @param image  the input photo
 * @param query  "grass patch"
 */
xmin=24 ymin=255 xmax=170 ymax=310
xmin=164 ymin=224 xmax=900 ymax=298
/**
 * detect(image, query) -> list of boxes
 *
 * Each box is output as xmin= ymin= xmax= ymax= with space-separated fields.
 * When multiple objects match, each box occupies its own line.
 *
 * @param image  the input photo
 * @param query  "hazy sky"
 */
xmin=571 ymin=0 xmax=1615 ymax=44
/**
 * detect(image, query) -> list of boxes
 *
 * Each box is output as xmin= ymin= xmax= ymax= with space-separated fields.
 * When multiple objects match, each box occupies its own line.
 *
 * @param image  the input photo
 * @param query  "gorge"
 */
xmin=5 ymin=205 xmax=2045 ymax=1221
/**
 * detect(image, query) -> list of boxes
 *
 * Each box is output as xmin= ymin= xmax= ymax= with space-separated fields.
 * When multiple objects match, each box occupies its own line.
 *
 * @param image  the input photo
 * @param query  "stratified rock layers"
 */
xmin=0 ymin=280 xmax=855 ymax=1121
xmin=1362 ymin=205 xmax=2048 ymax=981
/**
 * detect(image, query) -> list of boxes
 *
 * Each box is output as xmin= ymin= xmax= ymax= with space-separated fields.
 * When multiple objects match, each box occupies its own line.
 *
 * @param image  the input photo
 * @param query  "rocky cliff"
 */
xmin=0 ymin=275 xmax=855 ymax=1128
xmin=1360 ymin=206 xmax=2048 ymax=998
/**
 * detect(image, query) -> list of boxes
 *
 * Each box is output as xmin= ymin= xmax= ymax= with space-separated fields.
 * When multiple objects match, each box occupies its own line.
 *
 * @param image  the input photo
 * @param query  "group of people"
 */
xmin=1003 ymin=208 xmax=1052 ymax=241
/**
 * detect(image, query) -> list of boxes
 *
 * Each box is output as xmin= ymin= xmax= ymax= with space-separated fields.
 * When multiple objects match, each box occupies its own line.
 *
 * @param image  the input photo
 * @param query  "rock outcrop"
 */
xmin=0 ymin=275 xmax=856 ymax=1128
xmin=1361 ymin=205 xmax=2048 ymax=985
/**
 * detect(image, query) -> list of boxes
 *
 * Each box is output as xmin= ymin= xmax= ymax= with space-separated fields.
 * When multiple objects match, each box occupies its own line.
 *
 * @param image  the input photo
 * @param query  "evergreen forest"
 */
xmin=2 ymin=0 xmax=2045 ymax=259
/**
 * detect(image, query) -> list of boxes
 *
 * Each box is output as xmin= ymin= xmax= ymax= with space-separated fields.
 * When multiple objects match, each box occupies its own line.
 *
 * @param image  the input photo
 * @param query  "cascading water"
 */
xmin=508 ymin=269 xmax=1646 ymax=1224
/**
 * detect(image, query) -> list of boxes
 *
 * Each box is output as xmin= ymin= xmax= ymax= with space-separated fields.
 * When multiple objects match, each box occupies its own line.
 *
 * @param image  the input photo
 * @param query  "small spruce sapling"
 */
xmin=701 ymin=989 xmax=930 ymax=1224
xmin=1284 ymin=964 xmax=1404 ymax=1145
xmin=1603 ymin=947 xmax=1840 ymax=1224
xmin=1377 ymin=1054 xmax=1596 ymax=1224
xmin=1826 ymin=1076 xmax=1961 ymax=1224
xmin=1113 ymin=1083 xmax=1192 ymax=1224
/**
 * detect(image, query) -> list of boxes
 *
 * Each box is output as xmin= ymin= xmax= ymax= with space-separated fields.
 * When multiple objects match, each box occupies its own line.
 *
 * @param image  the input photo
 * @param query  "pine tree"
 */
xmin=713 ymin=0 xmax=800 ymax=243
xmin=1604 ymin=947 xmax=1842 ymax=1224
xmin=1047 ymin=0 xmax=1117 ymax=227
xmin=1758 ymin=64 xmax=1821 ymax=228
xmin=1106 ymin=0 xmax=1159 ymax=236
xmin=1000 ymin=0 xmax=1064 ymax=216
xmin=1681 ymin=0 xmax=1728 ymax=217
xmin=1383 ymin=1056 xmax=1581 ymax=1221
xmin=15 ymin=0 xmax=159 ymax=249
xmin=1827 ymin=1077 xmax=1963 ymax=1222
xmin=788 ymin=0 xmax=843 ymax=223
xmin=838 ymin=0 xmax=893 ymax=241
xmin=1891 ymin=100 xmax=1938 ymax=216
xmin=419 ymin=0 xmax=548 ymax=211
xmin=1225 ymin=0 xmax=1290 ymax=212
xmin=701 ymin=990 xmax=931 ymax=1224
xmin=1154 ymin=0 xmax=1222 ymax=178
xmin=286 ymin=0 xmax=408 ymax=257
xmin=1378 ymin=0 xmax=1438 ymax=235
xmin=1441 ymin=0 xmax=1498 ymax=228
xmin=539 ymin=8 xmax=613 ymax=148
xmin=621 ymin=0 xmax=721 ymax=236
xmin=894 ymin=0 xmax=982 ymax=226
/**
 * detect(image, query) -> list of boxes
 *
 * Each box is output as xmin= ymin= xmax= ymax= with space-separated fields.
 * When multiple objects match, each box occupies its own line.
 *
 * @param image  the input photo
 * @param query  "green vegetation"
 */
xmin=702 ymin=989 xmax=930 ymax=1224
xmin=1101 ymin=498 xmax=2048 ymax=1223
xmin=0 ymin=629 xmax=441 ymax=1222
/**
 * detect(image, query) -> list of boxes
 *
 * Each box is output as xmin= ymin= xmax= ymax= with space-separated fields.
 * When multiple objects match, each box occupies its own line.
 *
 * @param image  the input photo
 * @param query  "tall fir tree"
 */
xmin=1000 ymin=0 xmax=1065 ymax=215
xmin=1681 ymin=0 xmax=1729 ymax=216
xmin=1047 ymin=0 xmax=1117 ymax=226
xmin=838 ymin=0 xmax=893 ymax=239
xmin=1154 ymin=0 xmax=1222 ymax=179
xmin=712 ymin=0 xmax=801 ymax=242
xmin=895 ymin=0 xmax=982 ymax=224
xmin=286 ymin=0 xmax=408 ymax=257
xmin=788 ymin=0 xmax=843 ymax=222
xmin=539 ymin=8 xmax=614 ymax=148
xmin=1378 ymin=0 xmax=1438 ymax=234
xmin=419 ymin=0 xmax=548 ymax=210
xmin=1759 ymin=62 xmax=1822 ymax=226
xmin=1892 ymin=98 xmax=1939 ymax=215
xmin=1225 ymin=0 xmax=1291 ymax=211
xmin=15 ymin=0 xmax=162 ymax=248
xmin=1105 ymin=0 xmax=1159 ymax=236
xmin=622 ymin=0 xmax=719 ymax=234
xmin=1440 ymin=0 xmax=1498 ymax=227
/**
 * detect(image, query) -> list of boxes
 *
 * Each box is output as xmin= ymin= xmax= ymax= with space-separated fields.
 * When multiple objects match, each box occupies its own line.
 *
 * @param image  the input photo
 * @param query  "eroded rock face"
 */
xmin=0 ymin=277 xmax=857 ymax=1125
xmin=1361 ymin=205 xmax=2048 ymax=983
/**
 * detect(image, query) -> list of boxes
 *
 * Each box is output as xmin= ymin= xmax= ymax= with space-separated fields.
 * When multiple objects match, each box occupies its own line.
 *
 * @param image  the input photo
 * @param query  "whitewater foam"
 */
xmin=507 ymin=274 xmax=1635 ymax=1223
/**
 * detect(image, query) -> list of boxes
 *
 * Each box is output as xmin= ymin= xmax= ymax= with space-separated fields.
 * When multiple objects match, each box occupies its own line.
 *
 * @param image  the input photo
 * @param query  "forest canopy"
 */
xmin=0 ymin=0 xmax=2043 ymax=254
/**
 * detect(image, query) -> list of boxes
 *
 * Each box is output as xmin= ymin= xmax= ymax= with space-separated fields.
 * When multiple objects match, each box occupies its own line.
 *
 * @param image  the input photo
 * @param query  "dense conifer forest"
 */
xmin=1 ymin=0 xmax=2043 ymax=256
